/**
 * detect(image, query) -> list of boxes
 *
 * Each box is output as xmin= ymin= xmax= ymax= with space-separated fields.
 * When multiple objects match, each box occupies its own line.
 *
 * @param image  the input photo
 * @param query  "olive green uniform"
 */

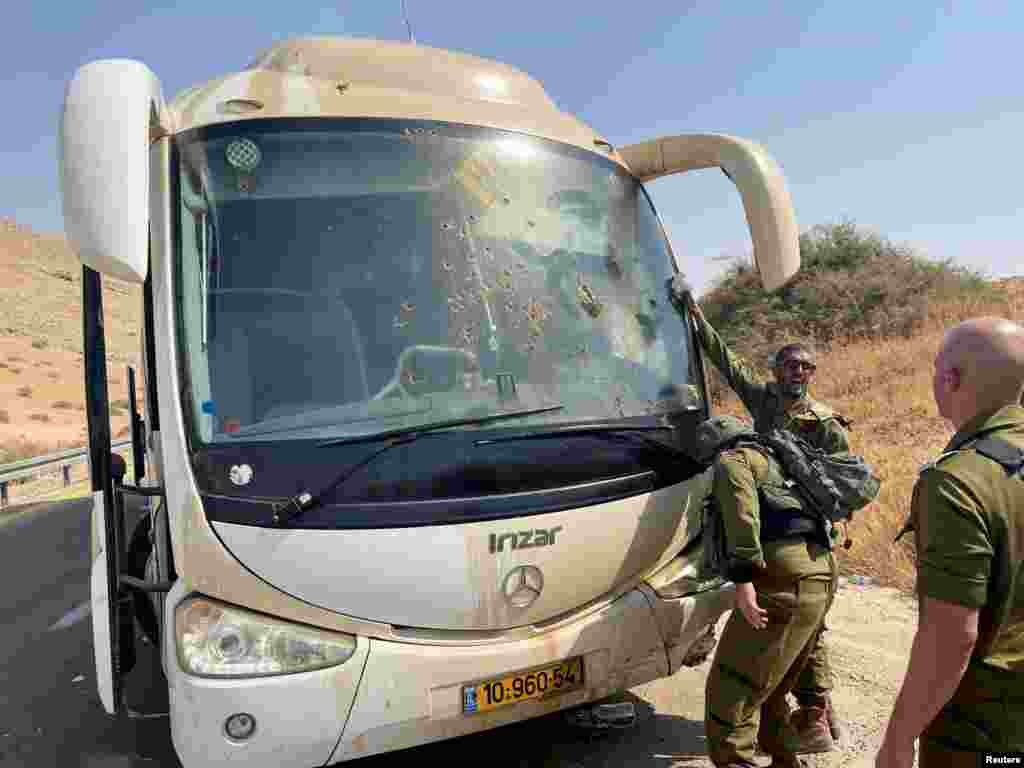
xmin=691 ymin=309 xmax=846 ymax=707
xmin=704 ymin=445 xmax=838 ymax=767
xmin=898 ymin=404 xmax=1024 ymax=765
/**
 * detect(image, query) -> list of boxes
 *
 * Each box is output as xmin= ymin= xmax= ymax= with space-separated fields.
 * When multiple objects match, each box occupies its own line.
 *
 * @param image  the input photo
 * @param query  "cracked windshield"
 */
xmin=176 ymin=121 xmax=701 ymax=442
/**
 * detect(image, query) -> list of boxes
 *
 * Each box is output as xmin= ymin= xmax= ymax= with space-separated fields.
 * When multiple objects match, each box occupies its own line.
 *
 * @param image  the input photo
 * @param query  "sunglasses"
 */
xmin=782 ymin=359 xmax=817 ymax=373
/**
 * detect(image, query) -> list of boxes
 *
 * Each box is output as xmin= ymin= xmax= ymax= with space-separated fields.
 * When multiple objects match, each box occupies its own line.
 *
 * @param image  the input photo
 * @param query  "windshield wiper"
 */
xmin=272 ymin=404 xmax=564 ymax=526
xmin=473 ymin=423 xmax=689 ymax=460
xmin=316 ymin=404 xmax=565 ymax=448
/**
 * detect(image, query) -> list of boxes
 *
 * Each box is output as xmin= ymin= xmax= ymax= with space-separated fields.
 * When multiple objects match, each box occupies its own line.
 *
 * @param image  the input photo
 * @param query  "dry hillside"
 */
xmin=0 ymin=217 xmax=142 ymax=469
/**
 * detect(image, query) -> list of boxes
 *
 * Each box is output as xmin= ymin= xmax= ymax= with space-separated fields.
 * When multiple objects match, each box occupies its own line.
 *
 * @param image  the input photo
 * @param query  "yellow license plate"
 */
xmin=462 ymin=656 xmax=584 ymax=714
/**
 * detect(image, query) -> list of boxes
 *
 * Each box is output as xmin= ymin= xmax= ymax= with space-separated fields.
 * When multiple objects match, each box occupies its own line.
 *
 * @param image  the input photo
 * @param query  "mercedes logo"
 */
xmin=502 ymin=565 xmax=544 ymax=609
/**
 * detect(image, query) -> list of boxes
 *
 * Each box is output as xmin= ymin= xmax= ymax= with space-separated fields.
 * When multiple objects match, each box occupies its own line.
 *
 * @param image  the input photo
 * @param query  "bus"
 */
xmin=59 ymin=35 xmax=799 ymax=767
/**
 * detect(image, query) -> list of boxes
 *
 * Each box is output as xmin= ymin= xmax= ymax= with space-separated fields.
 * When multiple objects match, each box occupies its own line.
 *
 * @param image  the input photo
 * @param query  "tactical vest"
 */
xmin=914 ymin=432 xmax=1024 ymax=669
xmin=921 ymin=434 xmax=1024 ymax=751
xmin=732 ymin=440 xmax=820 ymax=542
xmin=754 ymin=391 xmax=848 ymax=450
xmin=701 ymin=447 xmax=819 ymax=578
xmin=966 ymin=436 xmax=1024 ymax=477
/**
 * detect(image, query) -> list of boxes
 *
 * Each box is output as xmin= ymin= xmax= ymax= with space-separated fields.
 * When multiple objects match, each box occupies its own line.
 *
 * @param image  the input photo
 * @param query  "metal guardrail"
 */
xmin=0 ymin=439 xmax=132 ymax=508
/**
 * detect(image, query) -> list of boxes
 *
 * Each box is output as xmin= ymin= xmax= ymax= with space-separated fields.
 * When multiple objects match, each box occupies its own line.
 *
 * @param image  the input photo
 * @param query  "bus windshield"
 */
xmin=174 ymin=119 xmax=703 ymax=444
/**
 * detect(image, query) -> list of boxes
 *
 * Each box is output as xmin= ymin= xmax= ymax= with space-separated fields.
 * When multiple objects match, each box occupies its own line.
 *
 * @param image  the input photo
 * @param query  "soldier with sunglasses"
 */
xmin=676 ymin=286 xmax=851 ymax=755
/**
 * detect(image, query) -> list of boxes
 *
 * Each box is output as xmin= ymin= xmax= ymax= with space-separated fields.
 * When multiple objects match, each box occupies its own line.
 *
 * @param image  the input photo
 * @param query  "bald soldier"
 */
xmin=672 ymin=284 xmax=848 ymax=751
xmin=876 ymin=317 xmax=1024 ymax=768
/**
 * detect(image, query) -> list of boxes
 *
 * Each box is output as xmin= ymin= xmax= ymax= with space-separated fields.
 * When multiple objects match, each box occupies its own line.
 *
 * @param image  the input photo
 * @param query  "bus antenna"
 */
xmin=400 ymin=0 xmax=416 ymax=44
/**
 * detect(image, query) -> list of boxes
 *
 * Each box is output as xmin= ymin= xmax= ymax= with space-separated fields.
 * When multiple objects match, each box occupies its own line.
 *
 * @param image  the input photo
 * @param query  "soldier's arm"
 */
xmin=712 ymin=449 xmax=766 ymax=583
xmin=819 ymin=417 xmax=850 ymax=455
xmin=683 ymin=293 xmax=767 ymax=416
xmin=879 ymin=596 xmax=979 ymax=764
xmin=915 ymin=469 xmax=992 ymax=611
xmin=878 ymin=469 xmax=982 ymax=761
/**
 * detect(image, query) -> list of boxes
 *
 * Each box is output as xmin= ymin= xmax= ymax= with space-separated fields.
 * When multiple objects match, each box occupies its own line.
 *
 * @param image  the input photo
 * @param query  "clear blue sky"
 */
xmin=3 ymin=1 xmax=1020 ymax=294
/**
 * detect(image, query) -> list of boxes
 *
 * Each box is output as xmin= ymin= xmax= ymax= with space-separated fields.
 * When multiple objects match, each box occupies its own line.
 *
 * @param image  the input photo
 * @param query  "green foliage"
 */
xmin=699 ymin=220 xmax=996 ymax=363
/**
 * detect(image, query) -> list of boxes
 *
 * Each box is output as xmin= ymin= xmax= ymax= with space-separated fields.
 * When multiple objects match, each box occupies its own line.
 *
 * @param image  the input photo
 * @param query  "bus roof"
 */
xmin=168 ymin=36 xmax=626 ymax=167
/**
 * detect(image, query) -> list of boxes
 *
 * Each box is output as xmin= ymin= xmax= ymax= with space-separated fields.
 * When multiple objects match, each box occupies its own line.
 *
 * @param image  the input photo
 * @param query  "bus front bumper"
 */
xmin=163 ymin=582 xmax=733 ymax=768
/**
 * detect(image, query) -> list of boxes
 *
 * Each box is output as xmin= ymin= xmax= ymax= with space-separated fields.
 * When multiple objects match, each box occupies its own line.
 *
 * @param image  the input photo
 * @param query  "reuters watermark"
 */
xmin=984 ymin=755 xmax=1024 ymax=766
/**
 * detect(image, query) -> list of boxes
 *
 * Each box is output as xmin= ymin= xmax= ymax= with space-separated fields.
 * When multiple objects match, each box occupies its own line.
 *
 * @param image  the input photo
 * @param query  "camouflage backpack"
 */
xmin=695 ymin=417 xmax=880 ymax=562
xmin=755 ymin=428 xmax=881 ymax=524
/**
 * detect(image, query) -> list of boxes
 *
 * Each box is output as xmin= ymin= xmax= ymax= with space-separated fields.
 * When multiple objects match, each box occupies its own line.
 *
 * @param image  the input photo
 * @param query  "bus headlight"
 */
xmin=175 ymin=596 xmax=356 ymax=677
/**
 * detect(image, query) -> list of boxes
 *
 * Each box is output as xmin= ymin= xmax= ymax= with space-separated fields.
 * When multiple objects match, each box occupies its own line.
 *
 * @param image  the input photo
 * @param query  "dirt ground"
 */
xmin=346 ymin=578 xmax=916 ymax=768
xmin=574 ymin=579 xmax=917 ymax=768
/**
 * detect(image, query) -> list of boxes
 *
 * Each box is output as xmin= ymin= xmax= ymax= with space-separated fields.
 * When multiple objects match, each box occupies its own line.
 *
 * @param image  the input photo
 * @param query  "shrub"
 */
xmin=697 ymin=220 xmax=996 ymax=391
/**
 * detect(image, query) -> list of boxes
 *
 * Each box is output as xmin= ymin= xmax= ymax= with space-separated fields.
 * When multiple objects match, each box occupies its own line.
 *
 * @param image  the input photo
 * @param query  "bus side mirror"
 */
xmin=59 ymin=59 xmax=170 ymax=284
xmin=617 ymin=133 xmax=800 ymax=292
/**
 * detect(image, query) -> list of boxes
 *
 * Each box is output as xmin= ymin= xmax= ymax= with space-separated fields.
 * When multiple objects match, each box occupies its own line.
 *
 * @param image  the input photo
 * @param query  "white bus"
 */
xmin=59 ymin=35 xmax=799 ymax=767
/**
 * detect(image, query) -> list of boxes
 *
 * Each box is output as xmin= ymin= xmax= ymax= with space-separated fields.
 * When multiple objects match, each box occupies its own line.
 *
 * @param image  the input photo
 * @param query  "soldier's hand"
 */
xmin=681 ymin=288 xmax=705 ymax=324
xmin=735 ymin=582 xmax=768 ymax=630
xmin=666 ymin=274 xmax=691 ymax=309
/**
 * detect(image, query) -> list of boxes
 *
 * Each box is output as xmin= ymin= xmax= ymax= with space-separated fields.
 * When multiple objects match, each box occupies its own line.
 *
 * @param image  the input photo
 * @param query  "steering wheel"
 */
xmin=372 ymin=345 xmax=480 ymax=400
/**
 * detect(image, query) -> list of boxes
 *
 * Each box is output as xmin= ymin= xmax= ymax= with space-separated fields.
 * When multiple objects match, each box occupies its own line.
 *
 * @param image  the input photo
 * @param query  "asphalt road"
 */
xmin=0 ymin=498 xmax=714 ymax=768
xmin=0 ymin=497 xmax=174 ymax=767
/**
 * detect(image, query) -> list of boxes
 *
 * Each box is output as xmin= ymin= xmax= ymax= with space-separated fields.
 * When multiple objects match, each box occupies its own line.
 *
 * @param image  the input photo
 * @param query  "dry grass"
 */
xmin=0 ymin=435 xmax=71 ymax=465
xmin=713 ymin=279 xmax=1024 ymax=592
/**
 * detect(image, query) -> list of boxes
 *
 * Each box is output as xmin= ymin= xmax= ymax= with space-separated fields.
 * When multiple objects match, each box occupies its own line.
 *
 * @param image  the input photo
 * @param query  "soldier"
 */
xmin=876 ymin=317 xmax=1024 ymax=768
xmin=674 ymin=283 xmax=847 ymax=751
xmin=698 ymin=415 xmax=838 ymax=768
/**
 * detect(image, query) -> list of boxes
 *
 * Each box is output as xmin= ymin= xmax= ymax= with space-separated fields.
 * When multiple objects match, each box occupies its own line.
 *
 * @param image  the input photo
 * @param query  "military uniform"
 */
xmin=897 ymin=404 xmax=1024 ymax=766
xmin=703 ymin=439 xmax=838 ymax=767
xmin=690 ymin=310 xmax=850 ymax=452
xmin=690 ymin=309 xmax=846 ymax=719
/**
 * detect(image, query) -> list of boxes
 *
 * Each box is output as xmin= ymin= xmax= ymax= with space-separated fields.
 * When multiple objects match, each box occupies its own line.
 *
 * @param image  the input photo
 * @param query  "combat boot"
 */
xmin=756 ymin=703 xmax=807 ymax=767
xmin=781 ymin=706 xmax=834 ymax=754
